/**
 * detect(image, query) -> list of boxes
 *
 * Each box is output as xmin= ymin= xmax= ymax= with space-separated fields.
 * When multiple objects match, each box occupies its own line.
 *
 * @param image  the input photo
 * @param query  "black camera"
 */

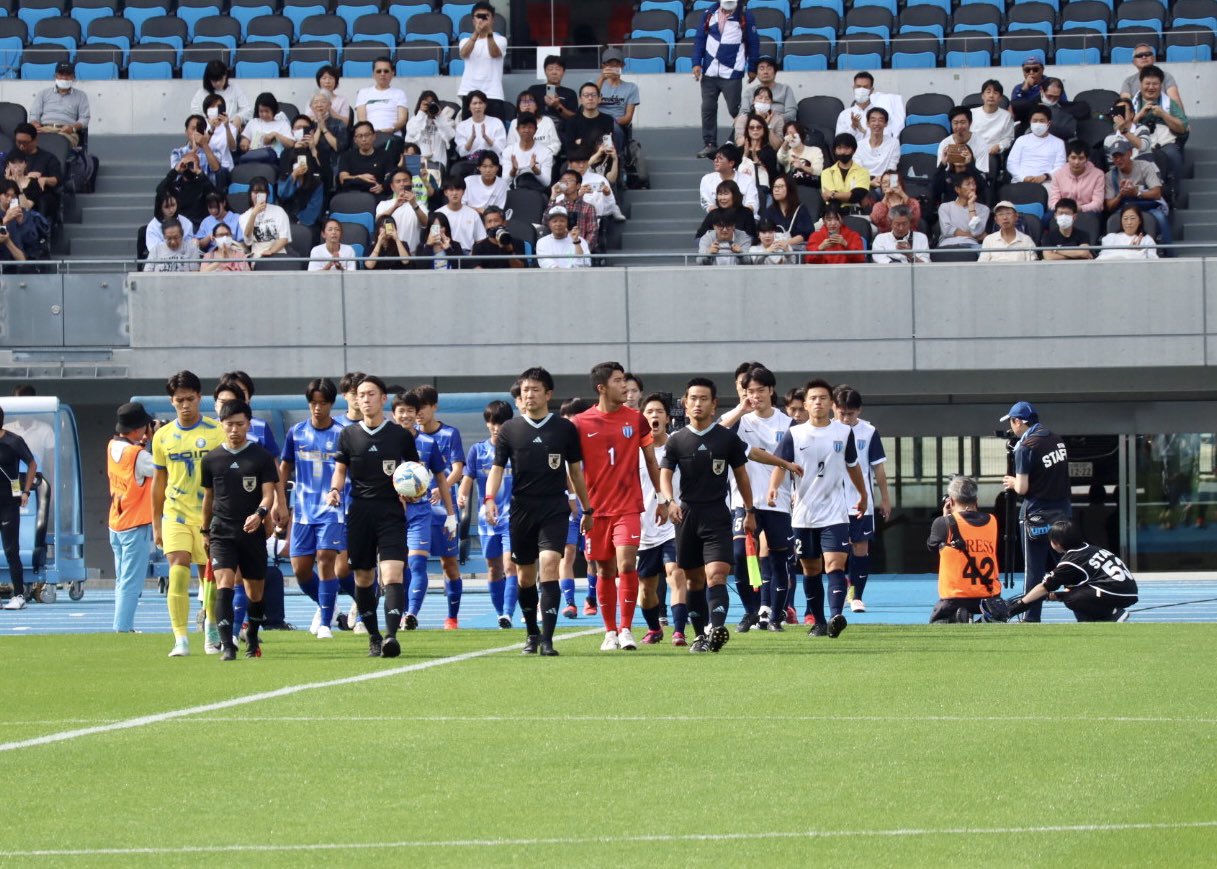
xmin=495 ymin=228 xmax=513 ymax=246
xmin=0 ymin=225 xmax=9 ymax=238
xmin=426 ymin=101 xmax=440 ymax=117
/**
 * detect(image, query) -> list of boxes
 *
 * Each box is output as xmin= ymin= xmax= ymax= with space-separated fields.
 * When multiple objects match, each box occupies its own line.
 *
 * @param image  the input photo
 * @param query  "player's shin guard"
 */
xmin=671 ymin=602 xmax=689 ymax=635
xmin=596 ymin=575 xmax=618 ymax=632
xmin=806 ymin=574 xmax=826 ymax=626
xmin=827 ymin=570 xmax=848 ymax=618
xmin=217 ymin=586 xmax=235 ymax=649
xmin=707 ymin=584 xmax=729 ymax=629
xmin=850 ymin=554 xmax=870 ymax=600
xmin=407 ymin=555 xmax=428 ymax=615
xmin=488 ymin=576 xmax=506 ymax=616
xmin=504 ymin=574 xmax=519 ymax=617
xmin=246 ymin=598 xmax=265 ymax=645
xmin=769 ymin=552 xmax=790 ymax=622
xmin=383 ymin=583 xmax=404 ymax=637
xmin=167 ymin=564 xmax=191 ymax=639
xmin=298 ymin=571 xmax=320 ymax=603
xmin=354 ymin=583 xmax=380 ymax=637
xmin=233 ymin=583 xmax=248 ymax=635
xmin=540 ymin=580 xmax=560 ymax=641
xmin=559 ymin=578 xmax=575 ymax=607
xmin=445 ymin=579 xmax=463 ymax=619
xmin=618 ymin=571 xmax=639 ymax=631
xmin=642 ymin=605 xmax=661 ymax=631
xmin=318 ymin=578 xmax=338 ymax=627
xmin=518 ymin=583 xmax=539 ymax=634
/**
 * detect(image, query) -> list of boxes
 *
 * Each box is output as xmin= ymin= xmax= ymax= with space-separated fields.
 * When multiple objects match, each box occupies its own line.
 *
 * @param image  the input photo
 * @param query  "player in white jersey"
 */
xmin=768 ymin=379 xmax=867 ymax=638
xmin=833 ymin=385 xmax=892 ymax=613
xmin=636 ymin=394 xmax=683 ymax=644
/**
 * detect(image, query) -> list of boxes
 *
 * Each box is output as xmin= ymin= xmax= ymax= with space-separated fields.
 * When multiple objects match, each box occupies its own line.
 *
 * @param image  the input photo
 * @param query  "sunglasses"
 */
xmin=1134 ymin=51 xmax=1154 ymax=58
xmin=474 ymin=13 xmax=490 ymax=19
xmin=1023 ymin=66 xmax=1042 ymax=72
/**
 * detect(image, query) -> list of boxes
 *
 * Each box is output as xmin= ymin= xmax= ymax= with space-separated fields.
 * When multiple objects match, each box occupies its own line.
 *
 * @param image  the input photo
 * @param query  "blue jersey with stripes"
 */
xmin=466 ymin=438 xmax=511 ymax=525
xmin=407 ymin=428 xmax=451 ymax=520
xmin=281 ymin=419 xmax=345 ymax=525
xmin=422 ymin=421 xmax=464 ymax=519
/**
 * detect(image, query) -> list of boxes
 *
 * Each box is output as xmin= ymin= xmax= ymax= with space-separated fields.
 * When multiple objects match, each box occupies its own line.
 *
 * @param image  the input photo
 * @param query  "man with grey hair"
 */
xmin=926 ymin=475 xmax=1002 ymax=623
xmin=872 ymin=205 xmax=930 ymax=263
xmin=1119 ymin=44 xmax=1183 ymax=105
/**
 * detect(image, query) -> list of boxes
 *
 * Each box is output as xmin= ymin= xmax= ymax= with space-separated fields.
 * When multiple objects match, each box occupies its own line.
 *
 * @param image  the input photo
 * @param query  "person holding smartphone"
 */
xmin=239 ymin=176 xmax=291 ymax=259
xmin=365 ymin=214 xmax=411 ymax=270
xmin=457 ymin=1 xmax=507 ymax=103
xmin=804 ymin=205 xmax=863 ymax=265
xmin=869 ymin=170 xmax=921 ymax=235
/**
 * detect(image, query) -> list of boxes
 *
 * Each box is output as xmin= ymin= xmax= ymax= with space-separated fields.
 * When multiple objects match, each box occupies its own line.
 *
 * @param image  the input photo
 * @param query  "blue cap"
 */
xmin=1000 ymin=401 xmax=1038 ymax=423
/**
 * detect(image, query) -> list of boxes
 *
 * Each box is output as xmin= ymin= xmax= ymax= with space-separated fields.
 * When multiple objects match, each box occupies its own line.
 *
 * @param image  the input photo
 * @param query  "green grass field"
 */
xmin=3 ymin=625 xmax=1217 ymax=866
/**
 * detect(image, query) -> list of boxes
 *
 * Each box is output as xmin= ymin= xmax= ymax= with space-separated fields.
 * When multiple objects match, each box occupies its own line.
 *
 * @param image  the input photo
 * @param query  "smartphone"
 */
xmin=206 ymin=107 xmax=219 ymax=120
xmin=546 ymin=84 xmax=557 ymax=99
xmin=404 ymin=154 xmax=422 ymax=176
xmin=296 ymin=155 xmax=307 ymax=169
xmin=601 ymin=134 xmax=612 ymax=148
xmin=255 ymin=192 xmax=267 ymax=205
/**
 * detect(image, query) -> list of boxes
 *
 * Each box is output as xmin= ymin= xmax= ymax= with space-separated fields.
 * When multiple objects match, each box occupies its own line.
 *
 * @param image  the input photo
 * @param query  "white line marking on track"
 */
xmin=0 ymin=628 xmax=601 ymax=753
xmin=4 ymin=821 xmax=1217 ymax=857
xmin=162 ymin=714 xmax=1217 ymax=725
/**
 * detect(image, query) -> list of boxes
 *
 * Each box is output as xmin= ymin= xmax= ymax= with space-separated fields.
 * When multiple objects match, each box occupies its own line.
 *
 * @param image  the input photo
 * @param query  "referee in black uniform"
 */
xmin=484 ymin=366 xmax=591 ymax=656
xmin=201 ymin=400 xmax=279 ymax=660
xmin=326 ymin=374 xmax=424 ymax=658
xmin=0 ymin=407 xmax=36 ymax=610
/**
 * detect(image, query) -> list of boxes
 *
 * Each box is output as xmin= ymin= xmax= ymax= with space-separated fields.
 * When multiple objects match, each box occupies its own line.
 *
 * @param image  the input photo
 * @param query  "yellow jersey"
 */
xmin=152 ymin=416 xmax=224 ymax=525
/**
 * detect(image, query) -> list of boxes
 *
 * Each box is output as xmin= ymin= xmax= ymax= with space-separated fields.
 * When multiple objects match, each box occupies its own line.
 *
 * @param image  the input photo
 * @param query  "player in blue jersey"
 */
xmin=392 ymin=393 xmax=455 ymax=629
xmin=458 ymin=399 xmax=518 ymax=628
xmin=410 ymin=386 xmax=466 ymax=630
xmin=559 ymin=397 xmax=593 ymax=618
xmin=221 ymin=370 xmax=281 ymax=459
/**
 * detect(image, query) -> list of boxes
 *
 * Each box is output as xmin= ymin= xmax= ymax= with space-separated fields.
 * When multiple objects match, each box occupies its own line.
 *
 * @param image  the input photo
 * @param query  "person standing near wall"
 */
xmin=107 ymin=402 xmax=156 ymax=632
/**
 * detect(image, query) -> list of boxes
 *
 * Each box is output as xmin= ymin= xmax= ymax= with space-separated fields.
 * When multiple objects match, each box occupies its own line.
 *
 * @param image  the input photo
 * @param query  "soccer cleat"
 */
xmin=367 ymin=635 xmax=383 ymax=657
xmin=850 ymin=599 xmax=867 ymax=613
xmin=695 ymin=143 xmax=717 ymax=159
xmin=336 ymin=612 xmax=351 ymax=631
xmin=618 ymin=628 xmax=638 ymax=650
xmin=404 ymin=612 xmax=418 ymax=631
xmin=804 ymin=614 xmax=816 ymax=626
xmin=539 ymin=640 xmax=559 ymax=657
xmin=521 ymin=633 xmax=540 ymax=654
xmin=737 ymin=613 xmax=759 ymax=633
xmin=671 ymin=631 xmax=687 ymax=647
xmin=827 ymin=613 xmax=848 ymax=638
xmin=641 ymin=629 xmax=663 ymax=645
xmin=205 ymin=641 xmax=222 ymax=656
xmin=353 ymin=619 xmax=369 ymax=635
xmin=689 ymin=635 xmax=711 ymax=653
xmin=498 ymin=614 xmax=512 ymax=629
xmin=316 ymin=625 xmax=333 ymax=640
xmin=1115 ymin=608 xmax=1131 ymax=623
xmin=244 ymin=641 xmax=262 ymax=659
xmin=562 ymin=604 xmax=577 ymax=619
xmin=168 ymin=637 xmax=190 ymax=657
xmin=707 ymin=625 xmax=730 ymax=652
xmin=205 ymin=618 xmax=221 ymax=649
xmin=583 ymin=597 xmax=598 ymax=616
xmin=785 ymin=607 xmax=798 ymax=626
xmin=600 ymin=631 xmax=619 ymax=651
xmin=381 ymin=637 xmax=401 ymax=658
xmin=767 ymin=620 xmax=785 ymax=632
xmin=444 ymin=617 xmax=459 ymax=631
xmin=220 ymin=645 xmax=237 ymax=662
xmin=808 ymin=622 xmax=827 ymax=637
xmin=3 ymin=594 xmax=26 ymax=610
xmin=309 ymin=607 xmax=321 ymax=635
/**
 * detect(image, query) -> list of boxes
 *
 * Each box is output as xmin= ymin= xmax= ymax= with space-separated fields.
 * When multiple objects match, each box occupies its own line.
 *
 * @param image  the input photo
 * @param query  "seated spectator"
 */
xmin=1131 ymin=65 xmax=1188 ymax=181
xmin=970 ymin=80 xmax=1015 ymax=158
xmin=239 ymin=176 xmax=291 ymax=260
xmin=695 ymin=180 xmax=758 ymax=242
xmin=596 ymin=48 xmax=639 ymax=140
xmin=1049 ymin=140 xmax=1104 ymax=213
xmin=537 ymin=205 xmax=590 ymax=269
xmin=1104 ymin=139 xmax=1171 ymax=244
xmin=761 ymin=174 xmax=812 ymax=249
xmin=239 ymin=93 xmax=294 ymax=165
xmin=820 ymin=133 xmax=870 ymax=213
xmin=1041 ymin=198 xmax=1093 ymax=261
xmin=414 ymin=211 xmax=465 ymax=270
xmin=932 ymin=141 xmax=987 ymax=209
xmin=355 ymin=58 xmax=409 ymax=145
xmin=1120 ymin=44 xmax=1184 ymax=106
xmin=939 ymin=106 xmax=993 ymax=178
xmin=528 ymin=55 xmax=579 ymax=133
xmin=737 ymin=113 xmax=779 ymax=201
xmin=0 ymin=180 xmax=46 ymax=263
xmin=733 ymin=86 xmax=785 ymax=148
xmin=978 ymin=201 xmax=1036 ymax=262
xmin=435 ymin=175 xmax=489 ymax=252
xmin=2 ymin=154 xmax=47 ymax=220
xmin=146 ymin=190 xmax=195 ymax=254
xmin=1098 ymin=205 xmax=1158 ymax=260
xmin=777 ymin=122 xmax=826 ymax=187
xmin=565 ymin=146 xmax=625 ymax=221
xmin=308 ymin=218 xmax=356 ymax=271
xmin=29 ymin=61 xmax=89 ymax=148
xmin=1105 ymin=98 xmax=1150 ymax=158
xmin=375 ymin=169 xmax=427 ymax=251
xmin=854 ymin=107 xmax=899 ymax=184
xmin=399 ymin=142 xmax=439 ymax=210
xmin=1010 ymin=57 xmax=1047 ymax=124
xmin=464 ymin=152 xmax=509 ymax=213
xmin=200 ymin=222 xmax=250 ymax=272
xmin=172 ymin=115 xmax=227 ymax=190
xmin=456 ymin=90 xmax=507 ymax=161
xmin=1039 ymin=77 xmax=1085 ymax=142
xmin=1007 ymin=105 xmax=1066 ymax=192
xmin=8 ymin=124 xmax=63 ymax=219
xmin=470 ymin=205 xmax=525 ymax=268
xmin=200 ymin=95 xmax=238 ymax=187
xmin=507 ymin=92 xmax=560 ymax=159
xmin=147 ymin=218 xmax=201 ymax=272
xmin=190 ymin=60 xmax=252 ymax=130
xmin=872 ymin=204 xmax=929 ymax=263
xmin=936 ymin=174 xmax=988 ymax=248
xmin=854 ymin=72 xmax=906 ymax=136
xmin=503 ymin=112 xmax=555 ymax=190
xmin=742 ymin=55 xmax=797 ymax=123
xmin=836 ymin=81 xmax=880 ymax=139
xmin=565 ymin=82 xmax=619 ymax=154
xmin=337 ymin=122 xmax=393 ymax=194
xmin=548 ymin=168 xmax=599 ymax=251
xmin=405 ymin=90 xmax=457 ymax=172
xmin=870 ymin=170 xmax=921 ymax=234
xmin=305 ymin=90 xmax=349 ymax=188
xmin=0 ymin=221 xmax=27 ymax=265
xmin=700 ymin=144 xmax=759 ymax=215
xmin=195 ymin=192 xmax=242 ymax=252
xmin=276 ymin=116 xmax=325 ymax=227
xmin=748 ymin=218 xmax=798 ymax=264
xmin=365 ymin=213 xmax=412 ymax=270
xmin=457 ymin=1 xmax=507 ymax=103
xmin=310 ymin=65 xmax=350 ymax=125
xmin=156 ymin=148 xmax=214 ymax=226
xmin=805 ymin=204 xmax=864 ymax=264
xmin=697 ymin=209 xmax=749 ymax=266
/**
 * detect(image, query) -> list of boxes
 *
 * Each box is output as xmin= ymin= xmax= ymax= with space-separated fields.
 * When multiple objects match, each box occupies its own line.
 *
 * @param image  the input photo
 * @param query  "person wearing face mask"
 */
xmin=276 ymin=116 xmax=325 ymax=227
xmin=732 ymin=85 xmax=784 ymax=147
xmin=691 ymin=0 xmax=761 ymax=159
xmin=1041 ymin=198 xmax=1093 ymax=261
xmin=29 ymin=62 xmax=90 ymax=149
xmin=741 ymin=56 xmax=795 ymax=122
xmin=851 ymin=72 xmax=905 ymax=137
xmin=835 ymin=82 xmax=877 ymax=139
xmin=819 ymin=133 xmax=870 ymax=213
xmin=201 ymin=224 xmax=251 ymax=272
xmin=1038 ymin=77 xmax=1084 ymax=142
xmin=1006 ymin=106 xmax=1065 ymax=193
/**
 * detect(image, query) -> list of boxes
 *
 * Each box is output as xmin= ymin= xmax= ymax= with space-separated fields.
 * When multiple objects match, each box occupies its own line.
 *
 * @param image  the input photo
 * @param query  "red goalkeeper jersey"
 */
xmin=574 ymin=405 xmax=653 ymax=517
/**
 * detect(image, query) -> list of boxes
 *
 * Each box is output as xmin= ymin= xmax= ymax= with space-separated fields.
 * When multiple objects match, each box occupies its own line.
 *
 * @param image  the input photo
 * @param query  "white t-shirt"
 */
xmin=508 ymin=115 xmax=561 ymax=158
xmin=435 ymin=203 xmax=487 ymax=251
xmin=455 ymin=115 xmax=507 ymax=157
xmin=777 ymin=420 xmax=862 ymax=529
xmin=240 ymin=203 xmax=291 ymax=256
xmin=207 ymin=121 xmax=237 ymax=170
xmin=535 ymin=233 xmax=590 ymax=268
xmin=730 ymin=408 xmax=793 ymax=512
xmin=698 ymin=169 xmax=759 ymax=214
xmin=241 ymin=115 xmax=292 ymax=156
xmin=577 ymin=169 xmax=615 ymax=217
xmin=463 ymin=174 xmax=509 ymax=211
xmin=640 ymin=440 xmax=677 ymax=548
xmin=502 ymin=141 xmax=554 ymax=188
xmin=375 ymin=197 xmax=421 ymax=249
xmin=457 ymin=34 xmax=507 ymax=99
xmin=308 ymin=243 xmax=357 ymax=270
xmin=355 ymin=86 xmax=408 ymax=132
xmin=937 ymin=130 xmax=992 ymax=176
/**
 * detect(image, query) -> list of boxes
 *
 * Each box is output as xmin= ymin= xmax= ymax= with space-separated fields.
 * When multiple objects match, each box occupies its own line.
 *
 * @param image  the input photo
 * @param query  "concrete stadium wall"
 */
xmin=2 ymin=62 xmax=1216 ymax=136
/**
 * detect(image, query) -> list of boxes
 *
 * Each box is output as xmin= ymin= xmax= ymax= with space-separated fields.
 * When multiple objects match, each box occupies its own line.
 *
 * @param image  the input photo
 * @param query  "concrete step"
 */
xmin=69 ymin=238 xmax=137 ymax=258
xmin=80 ymin=205 xmax=152 ymax=221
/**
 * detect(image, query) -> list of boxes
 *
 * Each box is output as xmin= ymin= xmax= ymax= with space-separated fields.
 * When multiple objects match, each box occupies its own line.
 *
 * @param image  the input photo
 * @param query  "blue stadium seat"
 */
xmin=673 ymin=38 xmax=695 ymax=72
xmin=128 ymin=42 xmax=176 ymax=76
xmin=623 ymin=56 xmax=665 ymax=73
xmin=752 ymin=8 xmax=788 ymax=47
xmin=71 ymin=0 xmax=119 ymax=37
xmin=898 ymin=6 xmax=947 ymax=40
xmin=404 ymin=12 xmax=452 ymax=56
xmin=283 ymin=0 xmax=327 ymax=38
xmin=181 ymin=42 xmax=229 ymax=78
xmin=957 ymin=0 xmax=1003 ymax=10
xmin=0 ymin=36 xmax=22 ymax=79
xmin=287 ymin=43 xmax=337 ymax=76
xmin=799 ymin=0 xmax=843 ymax=16
xmin=1053 ymin=30 xmax=1105 ymax=63
xmin=32 ymin=19 xmax=81 ymax=58
xmin=298 ymin=15 xmax=345 ymax=52
xmin=245 ymin=14 xmax=293 ymax=57
xmin=86 ymin=17 xmax=134 ymax=64
xmin=640 ymin=0 xmax=685 ymax=19
xmin=905 ymin=0 xmax=950 ymax=13
xmin=783 ymin=34 xmax=832 ymax=68
xmin=230 ymin=0 xmax=276 ymax=40
xmin=234 ymin=44 xmax=282 ymax=77
xmin=330 ymin=211 xmax=375 ymax=236
xmin=623 ymin=36 xmax=671 ymax=70
xmin=1000 ymin=44 xmax=1047 ymax=66
xmin=844 ymin=7 xmax=892 ymax=42
xmin=1015 ymin=0 xmax=1058 ymax=10
xmin=1008 ymin=3 xmax=1058 ymax=38
xmin=905 ymin=93 xmax=953 ymax=130
xmin=899 ymin=123 xmax=943 ymax=156
xmin=341 ymin=41 xmax=380 ymax=76
xmin=891 ymin=44 xmax=939 ymax=67
xmin=749 ymin=0 xmax=793 ymax=16
xmin=447 ymin=57 xmax=463 ymax=75
xmin=951 ymin=5 xmax=1001 ymax=40
xmin=1165 ymin=26 xmax=1215 ymax=59
xmin=836 ymin=33 xmax=885 ymax=67
xmin=629 ymin=9 xmax=679 ymax=45
xmin=334 ymin=2 xmax=378 ymax=38
xmin=944 ymin=34 xmax=994 ymax=66
xmin=176 ymin=0 xmax=220 ymax=41
xmin=122 ymin=0 xmax=170 ymax=40
xmin=389 ymin=1 xmax=434 ymax=36
xmin=74 ymin=59 xmax=120 ymax=79
xmin=1116 ymin=0 xmax=1165 ymax=31
xmin=351 ymin=13 xmax=399 ymax=49
xmin=1061 ymin=0 xmax=1111 ymax=33
xmin=18 ymin=0 xmax=64 ymax=34
xmin=192 ymin=17 xmax=240 ymax=54
xmin=394 ymin=57 xmax=436 ymax=75
xmin=1172 ymin=0 xmax=1217 ymax=34
xmin=439 ymin=1 xmax=474 ymax=34
xmin=855 ymin=0 xmax=897 ymax=15
xmin=1054 ymin=45 xmax=1102 ymax=63
xmin=791 ymin=7 xmax=840 ymax=45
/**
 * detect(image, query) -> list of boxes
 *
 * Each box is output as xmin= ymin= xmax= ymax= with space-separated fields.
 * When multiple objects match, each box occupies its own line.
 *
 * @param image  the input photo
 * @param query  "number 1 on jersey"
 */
xmin=608 ymin=446 xmax=615 ymax=466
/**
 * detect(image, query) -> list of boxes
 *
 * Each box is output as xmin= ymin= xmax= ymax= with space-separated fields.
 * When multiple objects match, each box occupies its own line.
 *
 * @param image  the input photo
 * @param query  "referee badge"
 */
xmin=712 ymin=459 xmax=726 ymax=475
xmin=548 ymin=453 xmax=562 ymax=470
xmin=242 ymin=476 xmax=257 ymax=492
xmin=382 ymin=460 xmax=396 ymax=476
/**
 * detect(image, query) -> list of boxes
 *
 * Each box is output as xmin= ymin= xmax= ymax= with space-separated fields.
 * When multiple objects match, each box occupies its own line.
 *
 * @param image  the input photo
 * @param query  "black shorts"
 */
xmin=346 ymin=498 xmax=406 ymax=570
xmin=637 ymin=539 xmax=676 ymax=578
xmin=675 ymin=500 xmax=734 ymax=570
xmin=209 ymin=527 xmax=268 ymax=580
xmin=1058 ymin=583 xmax=1139 ymax=621
xmin=509 ymin=496 xmax=569 ymax=565
xmin=732 ymin=507 xmax=794 ymax=549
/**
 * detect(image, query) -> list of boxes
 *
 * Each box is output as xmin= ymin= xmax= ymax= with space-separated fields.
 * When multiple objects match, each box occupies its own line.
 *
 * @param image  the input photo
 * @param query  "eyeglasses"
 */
xmin=1134 ymin=51 xmax=1154 ymax=59
xmin=374 ymin=67 xmax=391 ymax=74
xmin=474 ymin=13 xmax=490 ymax=19
xmin=1023 ymin=66 xmax=1042 ymax=72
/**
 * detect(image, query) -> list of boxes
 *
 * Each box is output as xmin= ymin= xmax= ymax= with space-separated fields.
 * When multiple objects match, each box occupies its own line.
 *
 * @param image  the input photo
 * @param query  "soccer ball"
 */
xmin=392 ymin=461 xmax=432 ymax=500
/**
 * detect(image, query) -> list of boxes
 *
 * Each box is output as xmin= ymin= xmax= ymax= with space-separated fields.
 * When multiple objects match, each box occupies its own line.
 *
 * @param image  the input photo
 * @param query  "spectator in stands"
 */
xmin=777 ymin=122 xmax=826 ymax=187
xmin=742 ymin=55 xmax=795 ymax=122
xmin=565 ymin=82 xmax=618 ymax=154
xmin=1040 ymin=78 xmax=1083 ymax=142
xmin=337 ymin=121 xmax=393 ymax=195
xmin=276 ymin=117 xmax=325 ymax=227
xmin=748 ymin=218 xmax=798 ymax=264
xmin=10 ymin=124 xmax=63 ymax=218
xmin=820 ymin=133 xmax=870 ymax=213
xmin=761 ymin=174 xmax=811 ymax=249
xmin=172 ymin=115 xmax=226 ymax=191
xmin=596 ymin=48 xmax=639 ymax=141
xmin=699 ymin=143 xmax=759 ymax=214
xmin=465 ymin=152 xmax=509 ymax=213
xmin=29 ymin=62 xmax=89 ymax=149
xmin=146 ymin=219 xmax=201 ymax=272
xmin=1041 ymin=198 xmax=1093 ymax=261
xmin=146 ymin=190 xmax=194 ymax=254
xmin=190 ymin=61 xmax=252 ymax=131
xmin=537 ymin=205 xmax=591 ymax=269
xmin=239 ymin=176 xmax=291 ymax=260
xmin=405 ymin=91 xmax=456 ymax=172
xmin=1010 ymin=57 xmax=1047 ymax=124
xmin=528 ymin=55 xmax=578 ymax=131
xmin=200 ymin=223 xmax=250 ymax=272
xmin=1120 ymin=44 xmax=1184 ymax=106
xmin=200 ymin=95 xmax=238 ymax=188
xmin=456 ymin=90 xmax=507 ymax=160
xmin=1132 ymin=66 xmax=1188 ymax=182
xmin=239 ymin=93 xmax=294 ymax=165
xmin=1049 ymin=140 xmax=1104 ymax=213
xmin=458 ymin=1 xmax=507 ymax=104
xmin=836 ymin=83 xmax=880 ymax=139
xmin=565 ymin=146 xmax=625 ymax=222
xmin=695 ymin=179 xmax=758 ymax=242
xmin=399 ymin=142 xmax=439 ymax=209
xmin=501 ymin=112 xmax=553 ymax=191
xmin=1098 ymin=204 xmax=1158 ymax=260
xmin=738 ymin=113 xmax=779 ymax=203
xmin=872 ymin=205 xmax=929 ymax=263
xmin=854 ymin=107 xmax=899 ymax=185
xmin=549 ymin=168 xmax=599 ymax=251
xmin=195 ymin=192 xmax=242 ymax=252
xmin=697 ymin=208 xmax=749 ymax=265
xmin=470 ymin=206 xmax=524 ymax=268
xmin=1105 ymin=98 xmax=1150 ymax=158
xmin=3 ymin=155 xmax=46 ymax=220
xmin=932 ymin=140 xmax=987 ymax=209
xmin=436 ymin=175 xmax=489 ymax=252
xmin=415 ymin=211 xmax=465 ymax=270
xmin=0 ymin=181 xmax=42 ymax=264
xmin=971 ymin=80 xmax=1015 ymax=159
xmin=936 ymin=173 xmax=988 ymax=249
xmin=508 ymin=93 xmax=560 ymax=159
xmin=805 ymin=204 xmax=864 ymax=265
xmin=305 ymin=90 xmax=348 ymax=187
xmin=365 ymin=213 xmax=412 ymax=270
xmin=355 ymin=57 xmax=409 ymax=158
xmin=1104 ymin=139 xmax=1171 ymax=244
xmin=938 ymin=106 xmax=993 ymax=178
xmin=854 ymin=72 xmax=906 ymax=137
xmin=311 ymin=66 xmax=350 ymax=126
xmin=733 ymin=86 xmax=784 ymax=147
xmin=375 ymin=169 xmax=427 ymax=249
xmin=308 ymin=218 xmax=356 ymax=271
xmin=870 ymin=170 xmax=921 ymax=234
xmin=156 ymin=148 xmax=214 ymax=227
xmin=978 ymin=201 xmax=1036 ymax=262
xmin=691 ymin=0 xmax=760 ymax=160
xmin=1007 ymin=106 xmax=1066 ymax=192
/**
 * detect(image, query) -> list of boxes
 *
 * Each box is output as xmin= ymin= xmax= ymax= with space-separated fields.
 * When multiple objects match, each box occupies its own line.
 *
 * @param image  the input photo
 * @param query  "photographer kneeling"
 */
xmin=927 ymin=475 xmax=1002 ymax=623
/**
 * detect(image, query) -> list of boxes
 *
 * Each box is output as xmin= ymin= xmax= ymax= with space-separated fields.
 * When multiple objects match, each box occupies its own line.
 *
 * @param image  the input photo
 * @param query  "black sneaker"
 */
xmin=708 ymin=625 xmax=730 ymax=652
xmin=767 ymin=620 xmax=785 ymax=632
xmin=367 ymin=634 xmax=383 ymax=657
xmin=221 ymin=645 xmax=237 ymax=661
xmin=336 ymin=612 xmax=351 ymax=631
xmin=521 ymin=633 xmax=540 ymax=655
xmin=808 ymin=622 xmax=827 ymax=637
xmin=498 ymin=615 xmax=512 ymax=629
xmin=695 ymin=143 xmax=717 ymax=159
xmin=689 ymin=635 xmax=711 ymax=653
xmin=244 ymin=641 xmax=261 ymax=659
xmin=381 ymin=636 xmax=401 ymax=658
xmin=404 ymin=613 xmax=418 ymax=631
xmin=539 ymin=640 xmax=559 ymax=657
xmin=827 ymin=613 xmax=848 ymax=638
xmin=736 ymin=613 xmax=758 ymax=633
xmin=1115 ymin=608 xmax=1130 ymax=623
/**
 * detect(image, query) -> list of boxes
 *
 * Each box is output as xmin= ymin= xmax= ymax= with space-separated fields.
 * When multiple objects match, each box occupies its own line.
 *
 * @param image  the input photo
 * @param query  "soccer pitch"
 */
xmin=2 ymin=625 xmax=1216 ymax=866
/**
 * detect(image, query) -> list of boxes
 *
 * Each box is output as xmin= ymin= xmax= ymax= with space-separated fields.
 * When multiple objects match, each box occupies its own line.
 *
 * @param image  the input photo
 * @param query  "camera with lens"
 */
xmin=1106 ymin=105 xmax=1124 ymax=121
xmin=495 ymin=227 xmax=513 ymax=247
xmin=426 ymin=101 xmax=440 ymax=118
xmin=995 ymin=428 xmax=1019 ymax=453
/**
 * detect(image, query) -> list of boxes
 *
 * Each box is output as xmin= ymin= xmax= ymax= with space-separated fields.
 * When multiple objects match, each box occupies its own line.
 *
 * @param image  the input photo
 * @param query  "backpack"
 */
xmin=65 ymin=148 xmax=98 ymax=194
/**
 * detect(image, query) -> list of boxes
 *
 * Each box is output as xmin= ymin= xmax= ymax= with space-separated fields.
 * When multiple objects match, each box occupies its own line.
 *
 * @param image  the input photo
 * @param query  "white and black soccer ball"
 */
xmin=392 ymin=461 xmax=433 ymax=500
